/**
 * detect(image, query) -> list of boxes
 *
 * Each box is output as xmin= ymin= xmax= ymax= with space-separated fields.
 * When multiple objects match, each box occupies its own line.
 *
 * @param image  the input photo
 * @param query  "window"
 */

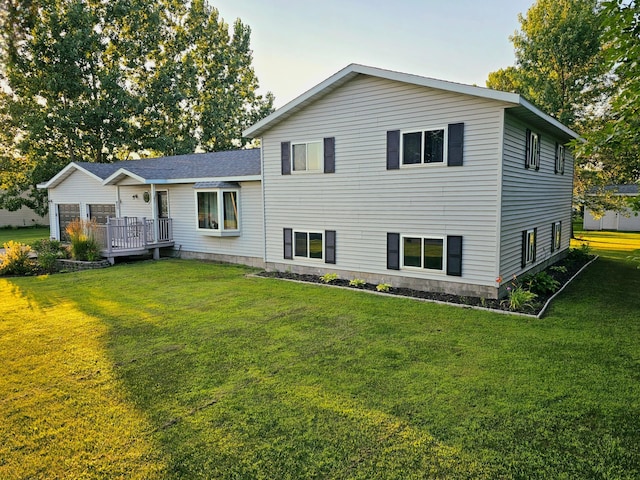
xmin=402 ymin=236 xmax=444 ymax=271
xmin=402 ymin=129 xmax=445 ymax=165
xmin=552 ymin=221 xmax=562 ymax=252
xmin=196 ymin=189 xmax=239 ymax=235
xmin=523 ymin=229 xmax=537 ymax=266
xmin=292 ymin=141 xmax=322 ymax=172
xmin=555 ymin=143 xmax=565 ymax=174
xmin=526 ymin=129 xmax=540 ymax=170
xmin=294 ymin=231 xmax=323 ymax=260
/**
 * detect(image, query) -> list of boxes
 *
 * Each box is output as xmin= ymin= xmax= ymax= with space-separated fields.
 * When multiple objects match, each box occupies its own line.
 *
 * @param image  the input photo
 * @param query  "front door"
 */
xmin=156 ymin=191 xmax=169 ymax=218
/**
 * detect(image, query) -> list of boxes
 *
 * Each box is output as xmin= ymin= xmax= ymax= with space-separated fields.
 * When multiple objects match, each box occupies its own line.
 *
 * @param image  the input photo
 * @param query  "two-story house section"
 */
xmin=244 ymin=64 xmax=579 ymax=299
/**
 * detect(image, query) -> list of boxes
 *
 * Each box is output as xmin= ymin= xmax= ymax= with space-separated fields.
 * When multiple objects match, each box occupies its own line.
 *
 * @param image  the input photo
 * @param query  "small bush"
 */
xmin=349 ymin=278 xmax=366 ymax=288
xmin=32 ymin=238 xmax=68 ymax=273
xmin=505 ymin=286 xmax=538 ymax=311
xmin=567 ymin=243 xmax=591 ymax=264
xmin=66 ymin=219 xmax=102 ymax=261
xmin=525 ymin=271 xmax=561 ymax=296
xmin=320 ymin=273 xmax=339 ymax=284
xmin=549 ymin=265 xmax=567 ymax=274
xmin=0 ymin=241 xmax=34 ymax=275
xmin=376 ymin=283 xmax=391 ymax=292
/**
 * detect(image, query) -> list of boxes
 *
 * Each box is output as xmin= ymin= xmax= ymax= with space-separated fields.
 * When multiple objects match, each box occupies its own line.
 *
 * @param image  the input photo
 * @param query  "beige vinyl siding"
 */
xmin=262 ymin=75 xmax=507 ymax=288
xmin=162 ymin=181 xmax=264 ymax=259
xmin=47 ymin=170 xmax=117 ymax=239
xmin=499 ymin=112 xmax=574 ymax=279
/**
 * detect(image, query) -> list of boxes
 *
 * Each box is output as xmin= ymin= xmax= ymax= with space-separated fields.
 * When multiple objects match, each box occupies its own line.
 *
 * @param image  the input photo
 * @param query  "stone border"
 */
xmin=56 ymin=259 xmax=111 ymax=272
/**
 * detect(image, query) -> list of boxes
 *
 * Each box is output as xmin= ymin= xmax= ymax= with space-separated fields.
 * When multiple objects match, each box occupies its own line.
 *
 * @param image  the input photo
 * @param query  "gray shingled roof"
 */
xmin=76 ymin=149 xmax=261 ymax=181
xmin=602 ymin=184 xmax=639 ymax=195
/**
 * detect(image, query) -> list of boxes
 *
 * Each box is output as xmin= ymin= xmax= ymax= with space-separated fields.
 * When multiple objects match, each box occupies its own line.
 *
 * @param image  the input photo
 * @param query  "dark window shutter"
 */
xmin=387 ymin=130 xmax=400 ymax=170
xmin=535 ymin=135 xmax=541 ymax=171
xmin=551 ymin=222 xmax=556 ymax=252
xmin=324 ymin=137 xmax=335 ymax=174
xmin=325 ymin=230 xmax=336 ymax=264
xmin=446 ymin=236 xmax=463 ymax=276
xmin=533 ymin=227 xmax=537 ymax=261
xmin=447 ymin=123 xmax=464 ymax=167
xmin=283 ymin=228 xmax=293 ymax=259
xmin=387 ymin=233 xmax=400 ymax=270
xmin=281 ymin=142 xmax=291 ymax=175
xmin=521 ymin=230 xmax=527 ymax=268
xmin=554 ymin=143 xmax=559 ymax=174
xmin=525 ymin=129 xmax=531 ymax=169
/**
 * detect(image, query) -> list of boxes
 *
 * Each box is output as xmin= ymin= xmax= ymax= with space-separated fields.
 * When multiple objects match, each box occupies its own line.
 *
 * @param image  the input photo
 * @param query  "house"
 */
xmin=583 ymin=184 xmax=640 ymax=231
xmin=38 ymin=149 xmax=264 ymax=266
xmin=243 ymin=64 xmax=579 ymax=298
xmin=0 ymin=191 xmax=49 ymax=228
xmin=40 ymin=64 xmax=579 ymax=298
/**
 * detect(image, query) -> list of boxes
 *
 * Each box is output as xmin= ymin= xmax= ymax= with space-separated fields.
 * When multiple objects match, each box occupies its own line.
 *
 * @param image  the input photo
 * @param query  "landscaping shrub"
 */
xmin=525 ymin=271 xmax=561 ymax=296
xmin=66 ymin=219 xmax=102 ymax=261
xmin=0 ymin=241 xmax=34 ymax=275
xmin=319 ymin=273 xmax=338 ymax=284
xmin=32 ymin=239 xmax=68 ymax=273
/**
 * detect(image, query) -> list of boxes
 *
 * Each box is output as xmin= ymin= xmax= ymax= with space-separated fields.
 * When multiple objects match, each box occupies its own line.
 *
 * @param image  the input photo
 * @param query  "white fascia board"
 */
xmin=142 ymin=175 xmax=262 ymax=184
xmin=102 ymin=168 xmax=146 ymax=185
xmin=518 ymin=97 xmax=581 ymax=140
xmin=37 ymin=162 xmax=106 ymax=189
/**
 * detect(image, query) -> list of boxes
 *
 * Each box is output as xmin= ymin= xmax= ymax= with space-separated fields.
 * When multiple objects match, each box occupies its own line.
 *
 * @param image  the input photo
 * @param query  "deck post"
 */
xmin=141 ymin=217 xmax=147 ymax=246
xmin=106 ymin=217 xmax=113 ymax=254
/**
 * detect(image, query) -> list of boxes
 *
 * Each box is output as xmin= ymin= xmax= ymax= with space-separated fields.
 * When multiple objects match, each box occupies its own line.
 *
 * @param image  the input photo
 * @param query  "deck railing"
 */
xmin=94 ymin=217 xmax=173 ymax=252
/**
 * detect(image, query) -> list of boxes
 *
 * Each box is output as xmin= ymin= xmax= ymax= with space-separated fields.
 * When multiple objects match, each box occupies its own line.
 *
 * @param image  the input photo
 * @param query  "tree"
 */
xmin=0 ymin=0 xmax=273 ymax=215
xmin=486 ymin=0 xmax=607 ymax=129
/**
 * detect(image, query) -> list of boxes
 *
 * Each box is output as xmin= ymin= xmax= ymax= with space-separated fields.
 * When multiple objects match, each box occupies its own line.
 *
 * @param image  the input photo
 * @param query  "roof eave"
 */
xmin=37 ymin=162 xmax=107 ymax=189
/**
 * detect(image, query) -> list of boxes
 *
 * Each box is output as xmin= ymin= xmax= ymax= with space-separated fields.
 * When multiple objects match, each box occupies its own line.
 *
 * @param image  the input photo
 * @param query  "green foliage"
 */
xmin=319 ymin=272 xmax=338 ymax=284
xmin=32 ymin=238 xmax=67 ymax=273
xmin=549 ymin=265 xmax=568 ymax=274
xmin=0 ymin=0 xmax=273 ymax=214
xmin=568 ymin=243 xmax=592 ymax=264
xmin=349 ymin=278 xmax=366 ymax=288
xmin=65 ymin=219 xmax=101 ymax=261
xmin=487 ymin=0 xmax=607 ymax=129
xmin=504 ymin=284 xmax=538 ymax=311
xmin=0 ymin=240 xmax=34 ymax=275
xmin=524 ymin=271 xmax=561 ymax=296
xmin=376 ymin=283 xmax=391 ymax=292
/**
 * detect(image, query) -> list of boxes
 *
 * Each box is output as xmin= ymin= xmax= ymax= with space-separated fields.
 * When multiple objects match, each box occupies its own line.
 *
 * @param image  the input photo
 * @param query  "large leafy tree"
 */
xmin=486 ymin=0 xmax=607 ymax=130
xmin=0 ymin=0 xmax=273 ymax=215
xmin=578 ymin=0 xmax=640 ymax=215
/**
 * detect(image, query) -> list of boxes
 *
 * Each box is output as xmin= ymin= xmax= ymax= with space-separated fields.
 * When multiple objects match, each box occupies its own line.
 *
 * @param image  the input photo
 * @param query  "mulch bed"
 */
xmin=258 ymin=251 xmax=595 ymax=316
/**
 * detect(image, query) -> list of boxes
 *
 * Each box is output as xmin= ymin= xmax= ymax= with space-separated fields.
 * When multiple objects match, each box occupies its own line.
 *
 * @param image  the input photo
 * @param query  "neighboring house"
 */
xmin=583 ymin=184 xmax=640 ymax=231
xmin=40 ymin=64 xmax=579 ymax=298
xmin=0 ymin=191 xmax=49 ymax=228
xmin=38 ymin=149 xmax=264 ymax=266
xmin=243 ymin=64 xmax=579 ymax=298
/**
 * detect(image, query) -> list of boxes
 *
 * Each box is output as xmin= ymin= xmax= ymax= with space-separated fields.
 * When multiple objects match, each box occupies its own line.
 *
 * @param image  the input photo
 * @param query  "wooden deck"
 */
xmin=95 ymin=217 xmax=174 ymax=264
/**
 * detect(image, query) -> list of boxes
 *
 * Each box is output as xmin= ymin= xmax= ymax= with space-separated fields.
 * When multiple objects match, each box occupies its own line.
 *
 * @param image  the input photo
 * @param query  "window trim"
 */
xmin=291 ymin=140 xmax=324 ymax=173
xmin=400 ymin=234 xmax=446 ymax=273
xmin=526 ymin=130 xmax=541 ymax=170
xmin=400 ymin=127 xmax=448 ymax=167
xmin=552 ymin=221 xmax=562 ymax=252
xmin=525 ymin=228 xmax=536 ymax=264
xmin=293 ymin=230 xmax=324 ymax=261
xmin=194 ymin=188 xmax=241 ymax=237
xmin=555 ymin=143 xmax=565 ymax=174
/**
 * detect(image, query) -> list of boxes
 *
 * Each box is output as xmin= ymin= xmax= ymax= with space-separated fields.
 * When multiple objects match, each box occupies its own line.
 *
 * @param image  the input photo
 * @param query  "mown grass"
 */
xmin=0 ymin=226 xmax=50 ymax=246
xmin=1 ymin=228 xmax=639 ymax=478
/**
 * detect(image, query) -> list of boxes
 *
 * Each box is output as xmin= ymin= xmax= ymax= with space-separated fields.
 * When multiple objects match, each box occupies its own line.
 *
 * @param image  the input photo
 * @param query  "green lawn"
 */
xmin=1 ymin=229 xmax=639 ymax=478
xmin=0 ymin=226 xmax=50 ymax=246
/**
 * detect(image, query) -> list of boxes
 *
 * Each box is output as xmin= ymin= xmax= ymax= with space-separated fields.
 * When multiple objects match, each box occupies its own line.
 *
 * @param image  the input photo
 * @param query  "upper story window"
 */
xmin=525 ymin=129 xmax=540 ymax=170
xmin=402 ymin=129 xmax=445 ymax=165
xmin=292 ymin=141 xmax=322 ymax=172
xmin=195 ymin=188 xmax=240 ymax=236
xmin=555 ymin=143 xmax=565 ymax=174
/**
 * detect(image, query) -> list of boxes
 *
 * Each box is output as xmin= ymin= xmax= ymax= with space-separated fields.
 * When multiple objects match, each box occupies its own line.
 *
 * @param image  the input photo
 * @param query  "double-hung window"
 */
xmin=523 ymin=228 xmax=537 ymax=266
xmin=551 ymin=221 xmax=562 ymax=252
xmin=402 ymin=235 xmax=445 ymax=271
xmin=402 ymin=129 xmax=445 ymax=165
xmin=526 ymin=129 xmax=541 ymax=170
xmin=294 ymin=231 xmax=323 ymax=260
xmin=292 ymin=141 xmax=322 ymax=172
xmin=555 ymin=143 xmax=565 ymax=174
xmin=195 ymin=187 xmax=240 ymax=236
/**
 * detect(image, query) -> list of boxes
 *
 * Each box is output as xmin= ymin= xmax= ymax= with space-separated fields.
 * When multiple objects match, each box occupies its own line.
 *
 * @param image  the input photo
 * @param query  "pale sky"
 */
xmin=212 ymin=0 xmax=535 ymax=108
